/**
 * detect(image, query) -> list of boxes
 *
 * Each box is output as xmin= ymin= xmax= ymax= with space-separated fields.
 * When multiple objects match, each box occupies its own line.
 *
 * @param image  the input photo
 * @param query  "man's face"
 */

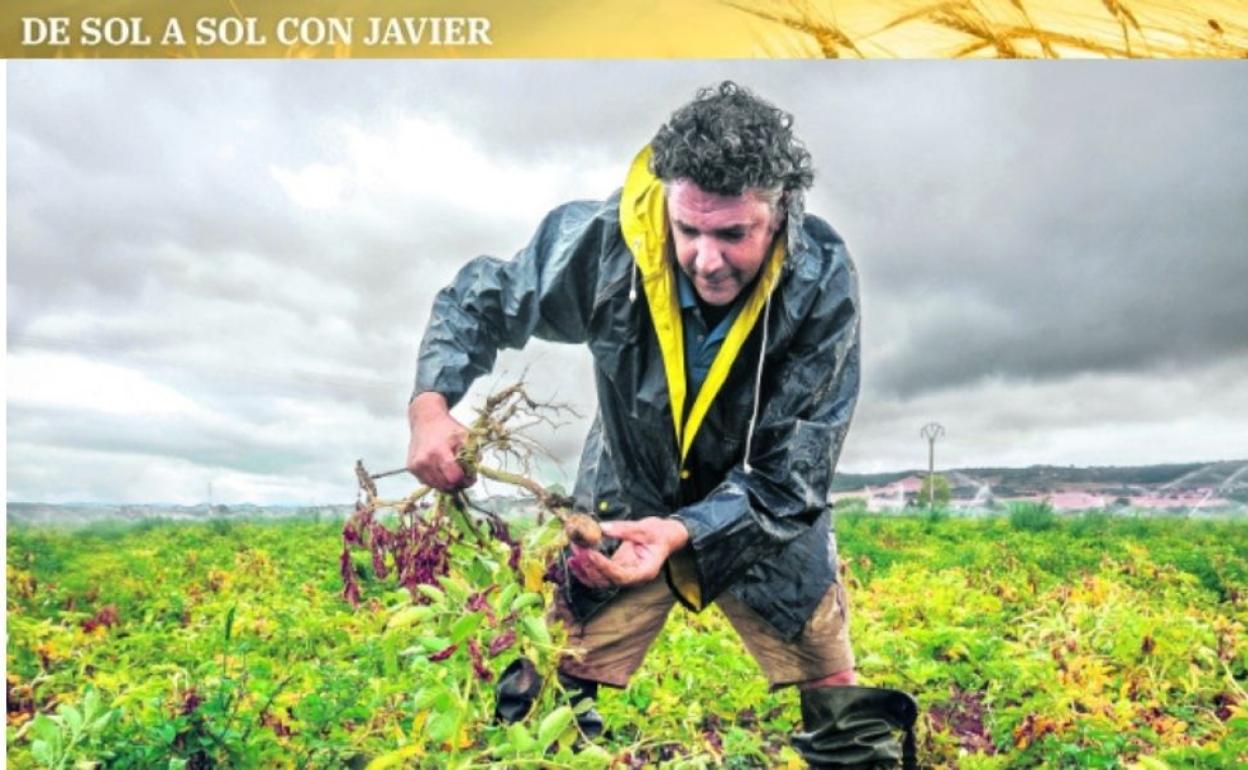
xmin=667 ymin=179 xmax=782 ymax=306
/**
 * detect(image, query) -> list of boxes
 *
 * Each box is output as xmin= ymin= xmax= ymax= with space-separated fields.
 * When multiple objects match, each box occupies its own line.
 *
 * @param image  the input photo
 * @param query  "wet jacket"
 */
xmin=414 ymin=147 xmax=860 ymax=640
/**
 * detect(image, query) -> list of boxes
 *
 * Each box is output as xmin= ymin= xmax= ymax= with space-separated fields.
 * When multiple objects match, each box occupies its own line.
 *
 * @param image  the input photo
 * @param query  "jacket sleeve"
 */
xmin=413 ymin=199 xmax=609 ymax=407
xmin=671 ymin=242 xmax=860 ymax=607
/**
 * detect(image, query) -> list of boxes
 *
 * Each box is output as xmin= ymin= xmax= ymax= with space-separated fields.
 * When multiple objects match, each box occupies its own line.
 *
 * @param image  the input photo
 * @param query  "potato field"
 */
xmin=6 ymin=508 xmax=1247 ymax=768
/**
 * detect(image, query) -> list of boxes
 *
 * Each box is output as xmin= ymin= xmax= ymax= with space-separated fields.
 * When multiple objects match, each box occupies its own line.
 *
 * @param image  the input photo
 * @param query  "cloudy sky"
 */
xmin=6 ymin=61 xmax=1247 ymax=504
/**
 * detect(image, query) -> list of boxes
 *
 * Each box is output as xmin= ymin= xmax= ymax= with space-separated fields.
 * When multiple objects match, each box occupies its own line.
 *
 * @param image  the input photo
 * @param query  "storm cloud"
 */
xmin=7 ymin=61 xmax=1246 ymax=502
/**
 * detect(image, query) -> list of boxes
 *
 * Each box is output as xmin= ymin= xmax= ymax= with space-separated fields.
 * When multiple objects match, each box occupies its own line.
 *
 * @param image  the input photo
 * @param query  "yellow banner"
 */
xmin=3 ymin=0 xmax=1246 ymax=58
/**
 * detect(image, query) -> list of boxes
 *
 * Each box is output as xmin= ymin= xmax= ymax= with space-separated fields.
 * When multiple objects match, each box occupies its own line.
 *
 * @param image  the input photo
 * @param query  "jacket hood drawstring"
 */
xmin=742 ymin=291 xmax=772 ymax=474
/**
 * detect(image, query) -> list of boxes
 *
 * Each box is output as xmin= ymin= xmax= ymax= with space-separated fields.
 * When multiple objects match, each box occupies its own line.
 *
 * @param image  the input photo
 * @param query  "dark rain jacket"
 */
xmin=414 ymin=147 xmax=860 ymax=641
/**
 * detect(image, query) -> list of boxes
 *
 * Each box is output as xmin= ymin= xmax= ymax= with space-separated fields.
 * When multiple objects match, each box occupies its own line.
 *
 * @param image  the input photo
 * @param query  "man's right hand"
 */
xmin=407 ymin=392 xmax=474 ymax=491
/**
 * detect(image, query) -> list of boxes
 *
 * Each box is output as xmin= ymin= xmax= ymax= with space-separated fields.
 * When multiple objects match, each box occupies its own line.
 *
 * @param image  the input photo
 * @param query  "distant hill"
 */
xmin=5 ymin=502 xmax=355 ymax=527
xmin=832 ymin=460 xmax=1248 ymax=499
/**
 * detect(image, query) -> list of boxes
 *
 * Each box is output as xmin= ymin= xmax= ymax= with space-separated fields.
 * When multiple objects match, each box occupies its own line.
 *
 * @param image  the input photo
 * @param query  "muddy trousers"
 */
xmin=792 ymin=686 xmax=919 ymax=769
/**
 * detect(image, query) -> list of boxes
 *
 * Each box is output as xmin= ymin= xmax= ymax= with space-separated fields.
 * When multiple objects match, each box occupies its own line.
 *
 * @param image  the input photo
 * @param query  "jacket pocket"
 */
xmin=788 ymin=419 xmax=834 ymax=505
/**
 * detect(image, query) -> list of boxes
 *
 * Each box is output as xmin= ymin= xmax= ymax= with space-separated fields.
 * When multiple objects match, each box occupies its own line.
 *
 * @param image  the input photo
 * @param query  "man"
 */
xmin=408 ymin=82 xmax=916 ymax=767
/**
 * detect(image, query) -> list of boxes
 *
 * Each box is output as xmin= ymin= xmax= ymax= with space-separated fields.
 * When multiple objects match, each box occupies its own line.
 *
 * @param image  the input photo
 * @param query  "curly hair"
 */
xmin=650 ymin=81 xmax=814 ymax=221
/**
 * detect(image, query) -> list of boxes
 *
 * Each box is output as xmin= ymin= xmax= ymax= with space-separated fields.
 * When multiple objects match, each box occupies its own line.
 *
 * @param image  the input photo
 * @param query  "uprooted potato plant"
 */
xmin=340 ymin=383 xmax=620 ymax=766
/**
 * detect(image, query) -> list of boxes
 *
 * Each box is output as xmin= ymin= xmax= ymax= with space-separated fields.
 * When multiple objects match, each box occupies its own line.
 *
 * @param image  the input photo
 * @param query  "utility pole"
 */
xmin=920 ymin=422 xmax=945 ymax=510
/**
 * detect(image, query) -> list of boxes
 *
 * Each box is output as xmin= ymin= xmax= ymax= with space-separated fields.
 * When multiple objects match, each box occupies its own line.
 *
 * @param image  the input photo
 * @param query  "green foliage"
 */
xmin=27 ymin=689 xmax=114 ymax=769
xmin=915 ymin=474 xmax=952 ymax=508
xmin=1008 ymin=501 xmax=1059 ymax=532
xmin=7 ymin=514 xmax=1248 ymax=767
xmin=922 ymin=505 xmax=951 ymax=528
xmin=1065 ymin=509 xmax=1112 ymax=537
xmin=832 ymin=496 xmax=868 ymax=515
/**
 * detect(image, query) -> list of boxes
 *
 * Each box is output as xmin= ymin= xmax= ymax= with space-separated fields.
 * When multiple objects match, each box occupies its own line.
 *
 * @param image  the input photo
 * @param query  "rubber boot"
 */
xmin=494 ymin=658 xmax=544 ymax=724
xmin=494 ymin=660 xmax=606 ymax=741
xmin=557 ymin=671 xmax=604 ymax=740
xmin=792 ymin=686 xmax=919 ymax=769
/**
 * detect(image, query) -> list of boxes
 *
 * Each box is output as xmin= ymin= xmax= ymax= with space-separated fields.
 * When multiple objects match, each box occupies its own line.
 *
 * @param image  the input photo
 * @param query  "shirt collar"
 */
xmin=676 ymin=268 xmax=698 ymax=311
xmin=676 ymin=269 xmax=746 ymax=346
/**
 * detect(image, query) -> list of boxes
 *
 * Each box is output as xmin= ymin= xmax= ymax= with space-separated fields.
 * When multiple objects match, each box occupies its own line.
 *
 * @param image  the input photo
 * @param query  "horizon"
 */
xmin=8 ymin=456 xmax=1245 ymax=507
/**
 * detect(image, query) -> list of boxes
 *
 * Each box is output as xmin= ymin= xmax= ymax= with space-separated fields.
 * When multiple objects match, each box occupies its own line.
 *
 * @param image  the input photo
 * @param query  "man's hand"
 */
xmin=568 ymin=517 xmax=690 ymax=589
xmin=407 ymin=392 xmax=475 ymax=491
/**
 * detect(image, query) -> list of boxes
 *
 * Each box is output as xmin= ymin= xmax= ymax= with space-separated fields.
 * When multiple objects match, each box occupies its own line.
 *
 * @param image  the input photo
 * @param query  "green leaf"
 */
xmin=82 ymin=690 xmax=101 ymax=719
xmin=382 ymin=634 xmax=399 ymax=678
xmin=416 ymin=636 xmax=452 ymax=652
xmin=365 ymin=744 xmax=425 ymax=770
xmin=224 ymin=605 xmax=236 ymax=643
xmin=416 ymin=584 xmax=445 ymax=604
xmin=425 ymin=711 xmax=458 ymax=744
xmin=89 ymin=712 xmax=112 ymax=734
xmin=495 ymin=584 xmax=519 ymax=614
xmin=448 ymin=612 xmax=484 ymax=644
xmin=628 ymin=688 xmax=652 ymax=710
xmin=448 ymin=504 xmax=483 ymax=542
xmin=491 ymin=740 xmax=515 ymax=758
xmin=492 ymin=538 xmax=514 ymax=562
xmin=437 ymin=575 xmax=470 ymax=604
xmin=571 ymin=744 xmax=613 ymax=769
xmin=385 ymin=605 xmax=434 ymax=631
xmin=537 ymin=706 xmax=574 ymax=748
xmin=31 ymin=739 xmax=53 ymax=767
xmin=510 ymin=592 xmax=543 ymax=614
xmin=158 ymin=721 xmax=178 ymax=745
xmin=412 ymin=686 xmax=445 ymax=710
xmin=31 ymin=713 xmax=60 ymax=743
xmin=507 ymin=722 xmax=537 ymax=754
xmin=59 ymin=703 xmax=84 ymax=734
xmin=531 ymin=519 xmax=564 ymax=549
xmin=521 ymin=615 xmax=551 ymax=646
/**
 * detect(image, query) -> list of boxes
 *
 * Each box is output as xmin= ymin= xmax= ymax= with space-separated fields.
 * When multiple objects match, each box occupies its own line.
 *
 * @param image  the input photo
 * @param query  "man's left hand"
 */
xmin=568 ymin=517 xmax=690 ymax=588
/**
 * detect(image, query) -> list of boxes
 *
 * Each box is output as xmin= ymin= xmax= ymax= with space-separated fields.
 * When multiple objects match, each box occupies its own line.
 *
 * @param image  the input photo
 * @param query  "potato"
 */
xmin=563 ymin=513 xmax=603 ymax=549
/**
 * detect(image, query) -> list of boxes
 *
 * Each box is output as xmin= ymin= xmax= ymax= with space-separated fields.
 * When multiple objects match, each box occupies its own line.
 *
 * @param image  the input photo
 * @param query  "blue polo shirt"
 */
xmin=677 ymin=270 xmax=746 ymax=399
